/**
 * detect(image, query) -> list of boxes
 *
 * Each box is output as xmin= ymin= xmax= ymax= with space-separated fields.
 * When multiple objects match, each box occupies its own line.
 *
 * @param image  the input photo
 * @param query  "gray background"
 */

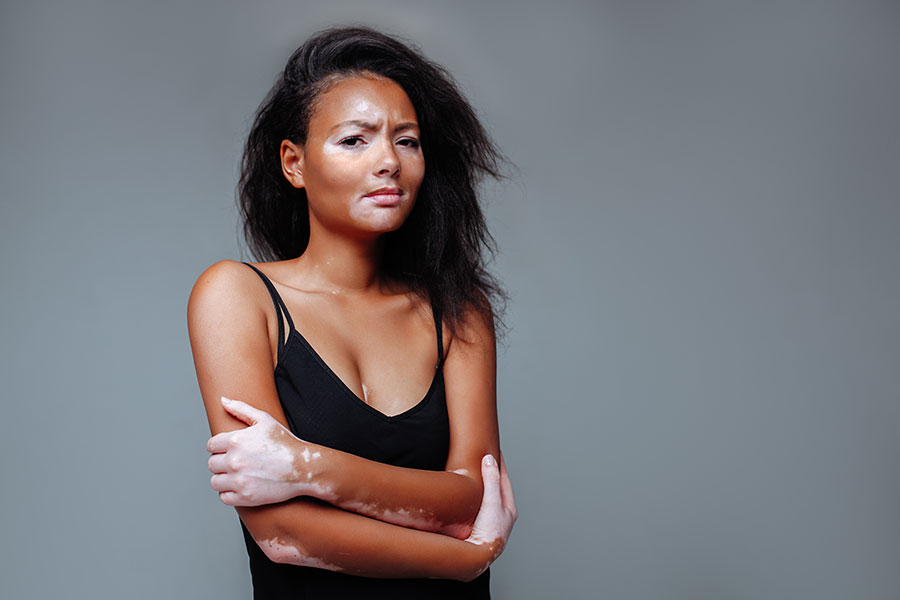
xmin=1 ymin=1 xmax=898 ymax=598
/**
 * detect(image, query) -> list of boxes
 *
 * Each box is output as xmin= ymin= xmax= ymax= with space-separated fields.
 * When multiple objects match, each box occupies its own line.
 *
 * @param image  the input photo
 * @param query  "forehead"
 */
xmin=309 ymin=76 xmax=418 ymax=134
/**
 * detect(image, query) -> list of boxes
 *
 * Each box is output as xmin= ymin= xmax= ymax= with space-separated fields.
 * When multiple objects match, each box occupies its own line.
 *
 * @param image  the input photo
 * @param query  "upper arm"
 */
xmin=442 ymin=303 xmax=501 ymax=485
xmin=188 ymin=260 xmax=307 ymax=545
xmin=187 ymin=260 xmax=289 ymax=435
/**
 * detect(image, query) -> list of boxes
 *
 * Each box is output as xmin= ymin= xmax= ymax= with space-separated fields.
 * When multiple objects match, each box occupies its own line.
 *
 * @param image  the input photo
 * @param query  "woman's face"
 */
xmin=282 ymin=75 xmax=425 ymax=239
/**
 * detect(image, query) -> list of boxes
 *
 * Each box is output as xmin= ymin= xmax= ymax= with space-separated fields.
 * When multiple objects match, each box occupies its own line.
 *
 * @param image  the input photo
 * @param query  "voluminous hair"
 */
xmin=239 ymin=26 xmax=506 ymax=337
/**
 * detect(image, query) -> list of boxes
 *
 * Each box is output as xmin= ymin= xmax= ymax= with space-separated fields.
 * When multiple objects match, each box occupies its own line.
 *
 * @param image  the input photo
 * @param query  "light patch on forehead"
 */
xmin=352 ymin=98 xmax=375 ymax=117
xmin=316 ymin=75 xmax=415 ymax=132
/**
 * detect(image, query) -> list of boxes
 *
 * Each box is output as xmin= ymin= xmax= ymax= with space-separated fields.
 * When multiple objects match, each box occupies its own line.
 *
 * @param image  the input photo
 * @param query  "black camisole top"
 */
xmin=240 ymin=263 xmax=491 ymax=599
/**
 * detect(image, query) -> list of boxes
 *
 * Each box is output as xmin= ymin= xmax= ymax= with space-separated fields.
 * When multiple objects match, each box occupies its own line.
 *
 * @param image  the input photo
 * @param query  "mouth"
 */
xmin=363 ymin=187 xmax=404 ymax=207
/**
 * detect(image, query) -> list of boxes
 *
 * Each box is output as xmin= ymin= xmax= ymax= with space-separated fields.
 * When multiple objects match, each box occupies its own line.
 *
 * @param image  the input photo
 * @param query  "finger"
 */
xmin=210 ymin=473 xmax=233 ymax=492
xmin=480 ymin=454 xmax=502 ymax=511
xmin=206 ymin=431 xmax=233 ymax=453
xmin=208 ymin=453 xmax=229 ymax=474
xmin=219 ymin=491 xmax=240 ymax=506
xmin=220 ymin=396 xmax=266 ymax=426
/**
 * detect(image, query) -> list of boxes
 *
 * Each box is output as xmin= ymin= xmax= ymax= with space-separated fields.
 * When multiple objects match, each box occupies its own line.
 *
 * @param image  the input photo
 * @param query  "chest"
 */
xmin=267 ymin=293 xmax=442 ymax=418
xmin=274 ymin=331 xmax=451 ymax=470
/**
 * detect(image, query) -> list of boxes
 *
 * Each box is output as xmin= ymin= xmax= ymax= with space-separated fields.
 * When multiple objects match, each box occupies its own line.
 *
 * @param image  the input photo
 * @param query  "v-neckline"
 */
xmin=278 ymin=327 xmax=442 ymax=423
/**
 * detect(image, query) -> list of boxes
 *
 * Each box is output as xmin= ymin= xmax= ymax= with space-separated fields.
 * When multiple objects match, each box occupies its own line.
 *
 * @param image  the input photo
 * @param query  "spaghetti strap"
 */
xmin=242 ymin=262 xmax=295 ymax=359
xmin=431 ymin=302 xmax=444 ymax=365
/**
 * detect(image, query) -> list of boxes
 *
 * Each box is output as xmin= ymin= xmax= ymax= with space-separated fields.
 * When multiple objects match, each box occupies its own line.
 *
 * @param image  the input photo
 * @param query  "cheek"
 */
xmin=405 ymin=159 xmax=426 ymax=193
xmin=308 ymin=149 xmax=362 ymax=190
xmin=319 ymin=163 xmax=360 ymax=189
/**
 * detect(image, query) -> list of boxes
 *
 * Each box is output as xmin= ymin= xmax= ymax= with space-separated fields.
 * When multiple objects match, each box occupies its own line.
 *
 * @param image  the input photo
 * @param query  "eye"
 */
xmin=339 ymin=136 xmax=365 ymax=147
xmin=397 ymin=138 xmax=420 ymax=149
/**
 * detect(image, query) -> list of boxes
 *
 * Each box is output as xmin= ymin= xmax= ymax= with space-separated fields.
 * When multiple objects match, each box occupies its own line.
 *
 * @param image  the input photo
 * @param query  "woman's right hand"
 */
xmin=207 ymin=397 xmax=327 ymax=506
xmin=463 ymin=453 xmax=518 ymax=576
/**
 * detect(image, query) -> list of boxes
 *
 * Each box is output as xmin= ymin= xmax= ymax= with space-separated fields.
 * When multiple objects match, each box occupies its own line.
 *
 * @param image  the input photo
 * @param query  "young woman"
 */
xmin=187 ymin=27 xmax=516 ymax=598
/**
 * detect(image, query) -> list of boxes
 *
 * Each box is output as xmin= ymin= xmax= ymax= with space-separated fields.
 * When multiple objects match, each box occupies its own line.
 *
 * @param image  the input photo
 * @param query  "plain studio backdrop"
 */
xmin=1 ymin=1 xmax=898 ymax=598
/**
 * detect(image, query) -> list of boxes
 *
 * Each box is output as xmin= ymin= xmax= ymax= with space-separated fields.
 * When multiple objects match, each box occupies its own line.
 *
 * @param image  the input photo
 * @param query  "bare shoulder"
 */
xmin=186 ymin=260 xmax=279 ymax=351
xmin=188 ymin=260 xmax=266 ymax=317
xmin=189 ymin=259 xmax=258 ymax=300
xmin=446 ymin=298 xmax=496 ymax=360
xmin=187 ymin=260 xmax=288 ymax=433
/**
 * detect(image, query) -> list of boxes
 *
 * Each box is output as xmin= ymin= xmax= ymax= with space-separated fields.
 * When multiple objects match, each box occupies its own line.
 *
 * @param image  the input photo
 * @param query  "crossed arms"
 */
xmin=187 ymin=260 xmax=516 ymax=581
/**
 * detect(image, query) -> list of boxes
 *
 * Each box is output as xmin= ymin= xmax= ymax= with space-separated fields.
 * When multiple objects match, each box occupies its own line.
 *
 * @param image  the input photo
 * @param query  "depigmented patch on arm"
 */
xmin=257 ymin=535 xmax=346 ymax=571
xmin=266 ymin=425 xmax=337 ymax=501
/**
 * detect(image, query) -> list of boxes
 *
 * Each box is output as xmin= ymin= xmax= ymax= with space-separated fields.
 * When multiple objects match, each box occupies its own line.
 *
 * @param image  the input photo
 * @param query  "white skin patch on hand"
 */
xmin=268 ymin=443 xmax=300 ymax=480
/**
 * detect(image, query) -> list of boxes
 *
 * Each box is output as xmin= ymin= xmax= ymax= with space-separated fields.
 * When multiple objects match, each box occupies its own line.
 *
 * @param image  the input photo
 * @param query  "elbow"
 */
xmin=254 ymin=533 xmax=340 ymax=572
xmin=255 ymin=535 xmax=297 ymax=564
xmin=254 ymin=531 xmax=310 ymax=566
xmin=454 ymin=555 xmax=491 ymax=583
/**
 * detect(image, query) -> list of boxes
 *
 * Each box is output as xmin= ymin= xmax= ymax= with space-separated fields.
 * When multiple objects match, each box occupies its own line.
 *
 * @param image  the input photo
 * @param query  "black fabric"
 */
xmin=239 ymin=262 xmax=490 ymax=599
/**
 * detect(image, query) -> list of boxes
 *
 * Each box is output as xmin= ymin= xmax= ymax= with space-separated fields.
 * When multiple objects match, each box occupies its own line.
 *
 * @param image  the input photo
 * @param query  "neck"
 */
xmin=292 ymin=231 xmax=385 ymax=294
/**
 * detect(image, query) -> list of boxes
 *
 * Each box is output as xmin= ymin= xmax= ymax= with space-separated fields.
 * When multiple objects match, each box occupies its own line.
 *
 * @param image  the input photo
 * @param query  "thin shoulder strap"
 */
xmin=242 ymin=262 xmax=295 ymax=358
xmin=432 ymin=302 xmax=444 ymax=366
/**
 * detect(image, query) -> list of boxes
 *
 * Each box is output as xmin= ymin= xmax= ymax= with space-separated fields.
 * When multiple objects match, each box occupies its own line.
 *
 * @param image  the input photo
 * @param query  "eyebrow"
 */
xmin=331 ymin=120 xmax=419 ymax=133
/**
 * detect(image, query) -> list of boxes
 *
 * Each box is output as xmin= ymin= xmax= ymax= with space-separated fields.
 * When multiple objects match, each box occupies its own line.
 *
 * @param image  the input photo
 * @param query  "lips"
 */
xmin=364 ymin=187 xmax=403 ymax=206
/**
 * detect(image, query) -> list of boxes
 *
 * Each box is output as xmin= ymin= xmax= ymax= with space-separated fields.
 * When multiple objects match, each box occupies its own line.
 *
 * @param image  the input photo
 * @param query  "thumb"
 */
xmin=221 ymin=396 xmax=265 ymax=426
xmin=480 ymin=454 xmax=502 ymax=511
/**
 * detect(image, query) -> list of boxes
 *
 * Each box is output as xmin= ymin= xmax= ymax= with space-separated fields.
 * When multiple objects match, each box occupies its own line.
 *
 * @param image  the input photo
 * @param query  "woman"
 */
xmin=187 ymin=26 xmax=516 ymax=598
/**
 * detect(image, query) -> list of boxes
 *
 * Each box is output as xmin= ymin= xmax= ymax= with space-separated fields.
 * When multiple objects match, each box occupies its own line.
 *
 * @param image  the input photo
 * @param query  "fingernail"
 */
xmin=484 ymin=454 xmax=496 ymax=467
xmin=221 ymin=396 xmax=232 ymax=404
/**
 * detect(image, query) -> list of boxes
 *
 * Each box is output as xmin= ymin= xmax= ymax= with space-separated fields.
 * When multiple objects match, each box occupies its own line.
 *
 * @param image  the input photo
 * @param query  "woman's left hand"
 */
xmin=206 ymin=396 xmax=326 ymax=506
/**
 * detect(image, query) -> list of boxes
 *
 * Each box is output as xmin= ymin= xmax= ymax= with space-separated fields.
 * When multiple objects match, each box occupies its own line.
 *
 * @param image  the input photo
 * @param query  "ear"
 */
xmin=280 ymin=140 xmax=305 ymax=189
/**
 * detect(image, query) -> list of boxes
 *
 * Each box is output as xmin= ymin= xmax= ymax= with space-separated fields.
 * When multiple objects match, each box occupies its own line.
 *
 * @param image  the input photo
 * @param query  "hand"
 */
xmin=206 ymin=397 xmax=325 ymax=506
xmin=464 ymin=453 xmax=518 ymax=572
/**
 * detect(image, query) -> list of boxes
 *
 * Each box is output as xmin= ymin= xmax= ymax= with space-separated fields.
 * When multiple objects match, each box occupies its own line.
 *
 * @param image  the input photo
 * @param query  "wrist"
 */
xmin=291 ymin=439 xmax=337 ymax=501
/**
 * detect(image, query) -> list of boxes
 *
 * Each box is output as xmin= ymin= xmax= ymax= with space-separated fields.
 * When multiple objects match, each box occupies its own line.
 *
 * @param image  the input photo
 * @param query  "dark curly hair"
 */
xmin=238 ymin=26 xmax=506 ymax=337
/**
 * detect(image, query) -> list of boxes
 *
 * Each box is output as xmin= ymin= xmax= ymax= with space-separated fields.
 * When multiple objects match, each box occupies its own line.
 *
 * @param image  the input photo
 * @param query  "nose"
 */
xmin=374 ymin=138 xmax=400 ymax=177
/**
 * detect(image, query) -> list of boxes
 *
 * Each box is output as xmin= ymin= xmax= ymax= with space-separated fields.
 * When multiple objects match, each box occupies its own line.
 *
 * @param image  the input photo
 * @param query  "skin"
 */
xmin=187 ymin=74 xmax=516 ymax=579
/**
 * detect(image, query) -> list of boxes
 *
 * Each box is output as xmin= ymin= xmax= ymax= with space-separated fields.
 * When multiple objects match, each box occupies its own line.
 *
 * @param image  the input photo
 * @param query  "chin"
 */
xmin=364 ymin=213 xmax=412 ymax=234
xmin=372 ymin=220 xmax=407 ymax=234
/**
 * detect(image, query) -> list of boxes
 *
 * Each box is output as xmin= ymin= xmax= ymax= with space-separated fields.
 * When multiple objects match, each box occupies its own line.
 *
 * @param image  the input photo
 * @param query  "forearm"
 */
xmin=239 ymin=498 xmax=497 ymax=581
xmin=275 ymin=433 xmax=485 ymax=537
xmin=312 ymin=444 xmax=485 ymax=537
xmin=206 ymin=397 xmax=491 ymax=537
